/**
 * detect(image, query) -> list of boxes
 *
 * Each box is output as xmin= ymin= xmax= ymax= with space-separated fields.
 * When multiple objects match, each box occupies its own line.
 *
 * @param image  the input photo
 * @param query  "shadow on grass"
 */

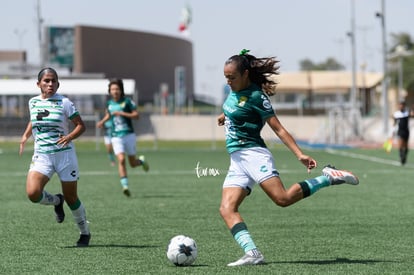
xmin=269 ymin=258 xmax=398 ymax=265
xmin=62 ymin=244 xmax=159 ymax=249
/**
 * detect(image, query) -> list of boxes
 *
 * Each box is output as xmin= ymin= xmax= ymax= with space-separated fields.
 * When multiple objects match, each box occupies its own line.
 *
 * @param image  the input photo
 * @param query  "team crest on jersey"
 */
xmin=238 ymin=96 xmax=248 ymax=107
xmin=261 ymin=95 xmax=272 ymax=110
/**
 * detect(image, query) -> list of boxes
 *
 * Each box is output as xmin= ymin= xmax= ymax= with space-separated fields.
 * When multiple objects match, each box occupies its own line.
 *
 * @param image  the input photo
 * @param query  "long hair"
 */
xmin=225 ymin=50 xmax=279 ymax=96
xmin=108 ymin=78 xmax=125 ymax=98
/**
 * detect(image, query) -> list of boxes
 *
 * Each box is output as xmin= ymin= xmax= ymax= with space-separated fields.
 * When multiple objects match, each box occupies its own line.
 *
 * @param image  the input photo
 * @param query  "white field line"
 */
xmin=324 ymin=148 xmax=414 ymax=168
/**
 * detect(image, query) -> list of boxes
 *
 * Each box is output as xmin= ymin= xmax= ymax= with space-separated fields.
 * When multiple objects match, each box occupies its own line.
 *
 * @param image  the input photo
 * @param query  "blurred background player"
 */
xmin=97 ymin=78 xmax=149 ymax=197
xmin=392 ymin=101 xmax=414 ymax=165
xmin=19 ymin=67 xmax=91 ymax=247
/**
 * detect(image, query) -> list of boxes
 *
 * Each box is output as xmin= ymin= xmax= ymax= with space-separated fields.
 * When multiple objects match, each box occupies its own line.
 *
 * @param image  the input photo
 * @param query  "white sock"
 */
xmin=71 ymin=203 xmax=90 ymax=235
xmin=38 ymin=191 xmax=60 ymax=205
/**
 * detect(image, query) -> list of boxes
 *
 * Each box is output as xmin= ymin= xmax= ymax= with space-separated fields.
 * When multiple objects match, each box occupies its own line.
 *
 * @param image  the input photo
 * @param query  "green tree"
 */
xmin=388 ymin=32 xmax=414 ymax=94
xmin=299 ymin=57 xmax=344 ymax=71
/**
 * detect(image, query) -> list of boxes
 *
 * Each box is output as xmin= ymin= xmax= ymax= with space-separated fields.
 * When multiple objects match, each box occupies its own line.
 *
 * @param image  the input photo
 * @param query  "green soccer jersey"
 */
xmin=107 ymin=97 xmax=136 ymax=137
xmin=222 ymin=84 xmax=275 ymax=153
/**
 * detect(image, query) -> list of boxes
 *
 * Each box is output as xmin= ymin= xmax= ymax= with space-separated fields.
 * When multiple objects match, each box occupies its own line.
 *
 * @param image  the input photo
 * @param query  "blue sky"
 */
xmin=2 ymin=0 xmax=413 ymax=102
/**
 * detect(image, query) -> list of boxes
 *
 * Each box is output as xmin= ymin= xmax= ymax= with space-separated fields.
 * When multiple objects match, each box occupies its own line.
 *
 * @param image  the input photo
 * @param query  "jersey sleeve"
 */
xmin=252 ymin=92 xmax=275 ymax=120
xmin=63 ymin=97 xmax=80 ymax=120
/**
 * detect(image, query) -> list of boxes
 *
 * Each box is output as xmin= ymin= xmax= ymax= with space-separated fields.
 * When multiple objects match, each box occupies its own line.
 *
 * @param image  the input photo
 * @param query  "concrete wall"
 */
xmin=0 ymin=114 xmax=394 ymax=147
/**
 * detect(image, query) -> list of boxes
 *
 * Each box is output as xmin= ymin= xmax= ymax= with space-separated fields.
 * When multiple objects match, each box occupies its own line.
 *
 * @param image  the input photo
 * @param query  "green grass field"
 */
xmin=1 ymin=140 xmax=414 ymax=274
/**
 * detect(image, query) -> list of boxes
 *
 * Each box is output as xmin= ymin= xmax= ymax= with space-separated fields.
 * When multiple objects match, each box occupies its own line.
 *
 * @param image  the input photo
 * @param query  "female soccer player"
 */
xmin=392 ymin=101 xmax=414 ymax=165
xmin=19 ymin=67 xmax=91 ymax=247
xmin=217 ymin=49 xmax=359 ymax=266
xmin=96 ymin=78 xmax=149 ymax=197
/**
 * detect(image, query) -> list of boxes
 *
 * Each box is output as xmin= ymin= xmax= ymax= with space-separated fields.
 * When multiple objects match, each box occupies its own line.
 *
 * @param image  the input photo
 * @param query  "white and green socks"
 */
xmin=230 ymin=222 xmax=259 ymax=255
xmin=68 ymin=199 xmax=89 ymax=235
xmin=120 ymin=177 xmax=129 ymax=189
xmin=35 ymin=191 xmax=60 ymax=205
xmin=299 ymin=175 xmax=330 ymax=198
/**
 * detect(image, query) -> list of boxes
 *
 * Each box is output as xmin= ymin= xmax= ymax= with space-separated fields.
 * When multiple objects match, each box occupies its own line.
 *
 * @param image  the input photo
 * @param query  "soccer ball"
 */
xmin=166 ymin=235 xmax=197 ymax=266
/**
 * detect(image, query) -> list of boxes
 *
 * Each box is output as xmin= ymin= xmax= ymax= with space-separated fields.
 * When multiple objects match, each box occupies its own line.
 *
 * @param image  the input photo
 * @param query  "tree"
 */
xmin=387 ymin=32 xmax=414 ymax=97
xmin=299 ymin=57 xmax=345 ymax=71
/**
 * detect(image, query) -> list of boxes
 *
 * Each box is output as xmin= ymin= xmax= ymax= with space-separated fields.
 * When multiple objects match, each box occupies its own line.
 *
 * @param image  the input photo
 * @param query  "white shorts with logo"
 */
xmin=223 ymin=147 xmax=279 ymax=194
xmin=111 ymin=133 xmax=137 ymax=156
xmin=29 ymin=149 xmax=79 ymax=182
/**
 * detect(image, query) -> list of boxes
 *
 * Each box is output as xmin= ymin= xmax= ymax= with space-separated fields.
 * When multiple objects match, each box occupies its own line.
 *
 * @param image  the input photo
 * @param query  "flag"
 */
xmin=383 ymin=138 xmax=393 ymax=153
xmin=179 ymin=5 xmax=192 ymax=36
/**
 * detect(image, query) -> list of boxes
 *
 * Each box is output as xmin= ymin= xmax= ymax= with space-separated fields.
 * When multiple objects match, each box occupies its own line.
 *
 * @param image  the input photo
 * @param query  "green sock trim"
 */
xmin=298 ymin=181 xmax=311 ymax=198
xmin=68 ymin=198 xmax=81 ymax=210
xmin=303 ymin=176 xmax=330 ymax=195
xmin=230 ymin=222 xmax=247 ymax=237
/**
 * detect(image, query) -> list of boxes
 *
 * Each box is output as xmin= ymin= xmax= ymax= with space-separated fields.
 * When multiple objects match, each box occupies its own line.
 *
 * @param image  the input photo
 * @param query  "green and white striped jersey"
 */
xmin=29 ymin=93 xmax=79 ymax=154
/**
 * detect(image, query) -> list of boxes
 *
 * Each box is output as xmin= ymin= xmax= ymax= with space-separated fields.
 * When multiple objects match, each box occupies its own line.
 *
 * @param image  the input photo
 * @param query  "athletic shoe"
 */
xmin=139 ymin=155 xmax=149 ymax=172
xmin=123 ymin=187 xmax=131 ymax=197
xmin=322 ymin=165 xmax=359 ymax=185
xmin=227 ymin=252 xmax=265 ymax=267
xmin=76 ymin=234 xmax=91 ymax=247
xmin=54 ymin=194 xmax=65 ymax=223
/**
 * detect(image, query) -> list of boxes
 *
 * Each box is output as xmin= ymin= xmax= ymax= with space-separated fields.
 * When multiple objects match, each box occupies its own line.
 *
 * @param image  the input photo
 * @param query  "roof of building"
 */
xmin=272 ymin=71 xmax=383 ymax=94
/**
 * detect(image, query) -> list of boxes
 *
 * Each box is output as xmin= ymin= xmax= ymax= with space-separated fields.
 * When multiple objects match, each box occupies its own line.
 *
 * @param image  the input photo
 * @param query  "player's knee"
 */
xmin=272 ymin=197 xmax=291 ymax=207
xmin=219 ymin=204 xmax=234 ymax=219
xmin=27 ymin=192 xmax=41 ymax=203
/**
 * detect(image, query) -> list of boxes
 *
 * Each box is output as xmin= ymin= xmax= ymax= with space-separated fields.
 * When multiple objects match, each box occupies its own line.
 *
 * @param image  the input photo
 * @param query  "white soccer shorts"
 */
xmin=111 ymin=133 xmax=137 ymax=156
xmin=29 ymin=150 xmax=79 ymax=182
xmin=223 ymin=147 xmax=279 ymax=194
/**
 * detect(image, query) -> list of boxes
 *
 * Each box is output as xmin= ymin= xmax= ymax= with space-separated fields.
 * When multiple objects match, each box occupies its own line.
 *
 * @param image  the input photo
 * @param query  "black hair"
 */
xmin=37 ymin=67 xmax=59 ymax=81
xmin=225 ymin=52 xmax=279 ymax=96
xmin=108 ymin=78 xmax=125 ymax=98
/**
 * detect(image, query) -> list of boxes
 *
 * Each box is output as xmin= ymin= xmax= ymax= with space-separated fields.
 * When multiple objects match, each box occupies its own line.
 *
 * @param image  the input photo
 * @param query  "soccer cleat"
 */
xmin=322 ymin=165 xmax=359 ymax=185
xmin=227 ymin=252 xmax=265 ymax=267
xmin=139 ymin=155 xmax=149 ymax=172
xmin=122 ymin=187 xmax=131 ymax=197
xmin=76 ymin=234 xmax=91 ymax=247
xmin=54 ymin=194 xmax=65 ymax=223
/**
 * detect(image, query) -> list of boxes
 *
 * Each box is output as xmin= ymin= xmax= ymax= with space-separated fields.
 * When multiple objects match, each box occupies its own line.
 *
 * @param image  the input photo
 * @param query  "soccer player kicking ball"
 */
xmin=218 ymin=50 xmax=359 ymax=266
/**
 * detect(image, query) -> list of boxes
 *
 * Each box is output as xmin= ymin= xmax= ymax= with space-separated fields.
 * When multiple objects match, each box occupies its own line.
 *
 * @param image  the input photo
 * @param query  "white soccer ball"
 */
xmin=166 ymin=235 xmax=198 ymax=266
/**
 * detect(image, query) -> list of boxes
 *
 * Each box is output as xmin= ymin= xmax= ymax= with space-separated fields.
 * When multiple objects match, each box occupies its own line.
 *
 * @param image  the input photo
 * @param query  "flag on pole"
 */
xmin=179 ymin=4 xmax=192 ymax=36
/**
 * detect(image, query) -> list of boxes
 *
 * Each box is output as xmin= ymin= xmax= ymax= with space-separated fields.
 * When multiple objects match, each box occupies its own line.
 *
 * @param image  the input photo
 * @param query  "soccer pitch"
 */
xmin=1 ymin=141 xmax=414 ymax=274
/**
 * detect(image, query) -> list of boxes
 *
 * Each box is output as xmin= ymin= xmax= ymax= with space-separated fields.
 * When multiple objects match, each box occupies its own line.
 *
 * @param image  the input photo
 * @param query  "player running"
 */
xmin=96 ymin=78 xmax=149 ymax=197
xmin=19 ymin=67 xmax=91 ymax=247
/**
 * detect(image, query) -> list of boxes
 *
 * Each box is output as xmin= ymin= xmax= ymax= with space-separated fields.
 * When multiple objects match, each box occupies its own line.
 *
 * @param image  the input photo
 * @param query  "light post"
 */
xmin=36 ymin=0 xmax=44 ymax=67
xmin=376 ymin=0 xmax=389 ymax=134
xmin=347 ymin=0 xmax=358 ymax=137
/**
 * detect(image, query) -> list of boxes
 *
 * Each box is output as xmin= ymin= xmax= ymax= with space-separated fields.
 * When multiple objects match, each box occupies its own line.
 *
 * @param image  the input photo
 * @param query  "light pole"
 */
xmin=376 ymin=0 xmax=388 ymax=134
xmin=36 ymin=0 xmax=44 ymax=67
xmin=347 ymin=0 xmax=358 ymax=137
